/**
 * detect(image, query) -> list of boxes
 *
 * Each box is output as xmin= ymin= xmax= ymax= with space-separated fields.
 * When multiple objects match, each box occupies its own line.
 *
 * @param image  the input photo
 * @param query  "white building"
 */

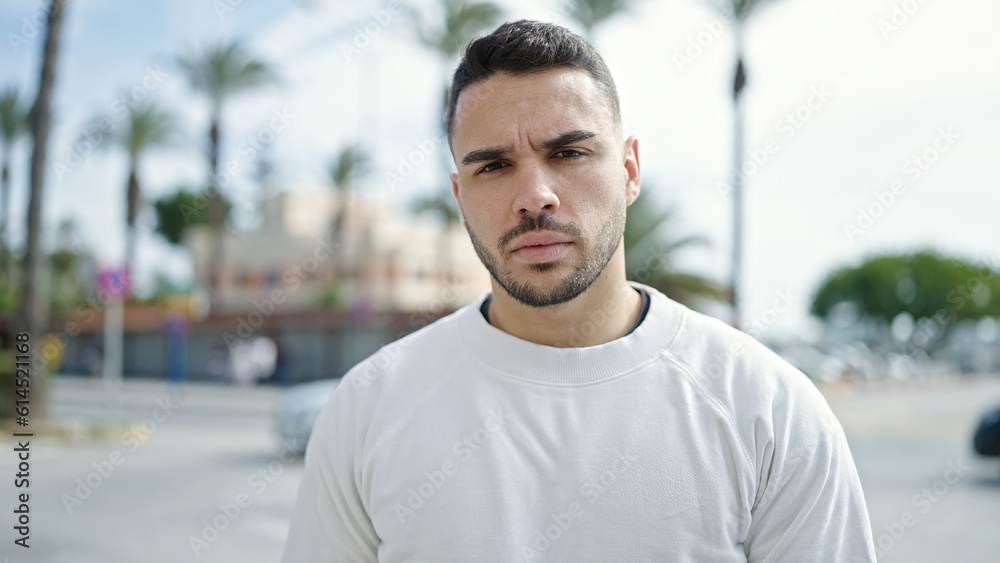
xmin=185 ymin=188 xmax=491 ymax=314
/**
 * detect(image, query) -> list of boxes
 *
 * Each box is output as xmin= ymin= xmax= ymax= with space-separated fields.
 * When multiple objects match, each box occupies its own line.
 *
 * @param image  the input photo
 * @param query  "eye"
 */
xmin=476 ymin=161 xmax=508 ymax=175
xmin=553 ymin=148 xmax=585 ymax=159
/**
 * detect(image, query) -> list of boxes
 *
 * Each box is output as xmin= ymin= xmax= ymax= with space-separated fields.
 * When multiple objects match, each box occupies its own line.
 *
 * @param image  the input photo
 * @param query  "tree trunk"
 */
xmin=1 ymin=158 xmax=10 ymax=253
xmin=125 ymin=163 xmax=139 ymax=281
xmin=334 ymin=188 xmax=349 ymax=297
xmin=207 ymin=110 xmax=223 ymax=310
xmin=16 ymin=0 xmax=69 ymax=421
xmin=1 ymin=157 xmax=10 ymax=272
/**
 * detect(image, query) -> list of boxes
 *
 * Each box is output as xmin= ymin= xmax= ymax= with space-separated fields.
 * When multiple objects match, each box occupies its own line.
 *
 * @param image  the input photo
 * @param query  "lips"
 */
xmin=511 ymin=231 xmax=574 ymax=251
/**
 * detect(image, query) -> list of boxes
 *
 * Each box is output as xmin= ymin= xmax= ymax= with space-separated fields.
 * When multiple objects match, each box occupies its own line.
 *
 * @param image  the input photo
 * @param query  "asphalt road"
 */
xmin=0 ymin=375 xmax=997 ymax=562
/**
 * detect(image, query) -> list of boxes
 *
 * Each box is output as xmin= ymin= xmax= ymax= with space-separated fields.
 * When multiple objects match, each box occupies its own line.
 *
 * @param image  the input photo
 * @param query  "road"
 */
xmin=0 ymin=375 xmax=997 ymax=562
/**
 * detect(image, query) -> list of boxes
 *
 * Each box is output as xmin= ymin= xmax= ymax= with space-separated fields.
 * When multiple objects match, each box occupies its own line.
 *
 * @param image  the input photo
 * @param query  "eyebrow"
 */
xmin=460 ymin=129 xmax=598 ymax=166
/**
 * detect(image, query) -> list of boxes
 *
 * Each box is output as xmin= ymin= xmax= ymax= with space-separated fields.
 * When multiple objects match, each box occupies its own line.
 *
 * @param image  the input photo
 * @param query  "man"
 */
xmin=281 ymin=20 xmax=876 ymax=562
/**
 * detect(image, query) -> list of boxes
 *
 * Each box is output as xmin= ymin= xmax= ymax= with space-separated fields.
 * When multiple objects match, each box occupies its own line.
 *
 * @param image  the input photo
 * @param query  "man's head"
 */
xmin=445 ymin=20 xmax=622 ymax=146
xmin=448 ymin=20 xmax=640 ymax=309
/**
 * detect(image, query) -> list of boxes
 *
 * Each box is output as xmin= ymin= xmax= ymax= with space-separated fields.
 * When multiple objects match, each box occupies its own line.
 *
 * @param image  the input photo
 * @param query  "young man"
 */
xmin=281 ymin=20 xmax=876 ymax=562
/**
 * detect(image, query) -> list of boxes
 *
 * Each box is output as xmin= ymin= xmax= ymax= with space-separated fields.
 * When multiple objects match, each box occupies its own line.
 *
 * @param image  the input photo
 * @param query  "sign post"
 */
xmin=97 ymin=267 xmax=130 ymax=422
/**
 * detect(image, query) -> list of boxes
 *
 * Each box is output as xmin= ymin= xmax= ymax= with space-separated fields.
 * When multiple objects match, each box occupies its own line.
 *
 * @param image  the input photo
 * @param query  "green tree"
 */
xmin=177 ymin=41 xmax=273 ymax=304
xmin=411 ymin=189 xmax=464 ymax=283
xmin=48 ymin=218 xmax=94 ymax=312
xmin=417 ymin=0 xmax=502 ymax=62
xmin=624 ymin=190 xmax=726 ymax=308
xmin=413 ymin=0 xmax=500 ymax=284
xmin=567 ymin=0 xmax=637 ymax=41
xmin=92 ymin=103 xmax=174 ymax=273
xmin=0 ymin=85 xmax=30 ymax=258
xmin=811 ymin=252 xmax=1000 ymax=349
xmin=14 ymin=0 xmax=70 ymax=421
xmin=327 ymin=145 xmax=369 ymax=300
xmin=412 ymin=191 xmax=461 ymax=227
xmin=153 ymin=189 xmax=233 ymax=246
xmin=329 ymin=145 xmax=369 ymax=243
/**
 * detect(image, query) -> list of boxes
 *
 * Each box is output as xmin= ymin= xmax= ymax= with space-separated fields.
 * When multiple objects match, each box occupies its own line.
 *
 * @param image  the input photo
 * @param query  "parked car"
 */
xmin=274 ymin=378 xmax=340 ymax=455
xmin=973 ymin=405 xmax=1000 ymax=458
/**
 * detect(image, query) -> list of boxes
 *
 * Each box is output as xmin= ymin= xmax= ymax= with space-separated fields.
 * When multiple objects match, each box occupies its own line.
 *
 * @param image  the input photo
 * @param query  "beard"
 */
xmin=466 ymin=198 xmax=626 ymax=308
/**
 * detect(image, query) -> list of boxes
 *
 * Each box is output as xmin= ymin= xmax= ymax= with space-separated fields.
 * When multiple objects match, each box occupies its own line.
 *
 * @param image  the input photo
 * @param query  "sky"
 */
xmin=1 ymin=0 xmax=998 ymax=340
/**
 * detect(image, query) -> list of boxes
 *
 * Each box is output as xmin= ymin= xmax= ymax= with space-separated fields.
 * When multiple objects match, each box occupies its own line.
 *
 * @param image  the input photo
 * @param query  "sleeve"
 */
xmin=743 ymin=378 xmax=877 ymax=563
xmin=280 ymin=376 xmax=380 ymax=562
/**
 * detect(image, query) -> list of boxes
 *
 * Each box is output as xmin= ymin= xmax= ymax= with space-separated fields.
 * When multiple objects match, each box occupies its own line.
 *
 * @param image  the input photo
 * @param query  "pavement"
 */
xmin=0 ymin=374 xmax=996 ymax=562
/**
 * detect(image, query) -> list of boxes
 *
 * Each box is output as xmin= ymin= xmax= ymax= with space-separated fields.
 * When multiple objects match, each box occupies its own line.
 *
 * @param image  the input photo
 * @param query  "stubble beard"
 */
xmin=466 ymin=200 xmax=626 ymax=308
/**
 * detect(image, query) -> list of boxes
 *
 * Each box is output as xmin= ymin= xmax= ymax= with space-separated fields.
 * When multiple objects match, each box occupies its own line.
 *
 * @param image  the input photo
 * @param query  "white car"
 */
xmin=274 ymin=378 xmax=340 ymax=455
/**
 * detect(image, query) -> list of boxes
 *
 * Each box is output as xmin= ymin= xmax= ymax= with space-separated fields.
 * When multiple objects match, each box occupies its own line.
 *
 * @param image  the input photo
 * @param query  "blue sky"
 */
xmin=2 ymin=0 xmax=998 ymax=338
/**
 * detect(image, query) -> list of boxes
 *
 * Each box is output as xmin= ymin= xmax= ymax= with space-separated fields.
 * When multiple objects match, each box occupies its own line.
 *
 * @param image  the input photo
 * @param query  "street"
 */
xmin=0 ymin=375 xmax=998 ymax=562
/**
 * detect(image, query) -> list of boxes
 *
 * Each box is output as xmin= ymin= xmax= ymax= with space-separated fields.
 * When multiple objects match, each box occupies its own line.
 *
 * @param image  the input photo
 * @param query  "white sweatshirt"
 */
xmin=281 ymin=281 xmax=876 ymax=562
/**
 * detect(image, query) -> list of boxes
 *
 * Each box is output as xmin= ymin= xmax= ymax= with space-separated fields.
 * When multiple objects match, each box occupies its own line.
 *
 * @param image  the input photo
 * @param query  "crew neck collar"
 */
xmin=454 ymin=281 xmax=686 ymax=386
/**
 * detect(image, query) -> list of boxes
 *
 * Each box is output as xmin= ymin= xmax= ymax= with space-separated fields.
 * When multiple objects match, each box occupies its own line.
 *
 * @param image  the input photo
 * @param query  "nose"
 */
xmin=511 ymin=161 xmax=560 ymax=218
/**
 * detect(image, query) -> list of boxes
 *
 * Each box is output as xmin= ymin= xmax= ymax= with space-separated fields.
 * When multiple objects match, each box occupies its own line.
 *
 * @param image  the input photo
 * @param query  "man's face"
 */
xmin=450 ymin=68 xmax=640 ymax=308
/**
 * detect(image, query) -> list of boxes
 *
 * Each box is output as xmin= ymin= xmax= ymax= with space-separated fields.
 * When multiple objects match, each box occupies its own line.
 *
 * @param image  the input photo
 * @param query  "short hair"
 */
xmin=445 ymin=19 xmax=622 ymax=147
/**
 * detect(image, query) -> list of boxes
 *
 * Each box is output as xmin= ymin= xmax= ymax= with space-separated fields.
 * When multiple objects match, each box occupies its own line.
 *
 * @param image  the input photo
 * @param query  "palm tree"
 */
xmin=714 ymin=0 xmax=777 ymax=328
xmin=94 ymin=103 xmax=174 ymax=275
xmin=417 ymin=0 xmax=502 ymax=62
xmin=0 ymin=86 xmax=30 ymax=259
xmin=411 ymin=190 xmax=463 ymax=284
xmin=328 ymin=145 xmax=369 ymax=290
xmin=17 ymin=0 xmax=70 ymax=421
xmin=413 ymin=0 xmax=501 ymax=286
xmin=177 ymin=41 xmax=272 ymax=305
xmin=567 ymin=0 xmax=636 ymax=41
xmin=416 ymin=0 xmax=502 ymax=123
xmin=624 ymin=190 xmax=726 ymax=308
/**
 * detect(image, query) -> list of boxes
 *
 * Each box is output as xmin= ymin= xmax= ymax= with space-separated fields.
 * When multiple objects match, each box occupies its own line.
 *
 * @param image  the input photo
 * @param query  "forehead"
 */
xmin=451 ymin=68 xmax=616 ymax=151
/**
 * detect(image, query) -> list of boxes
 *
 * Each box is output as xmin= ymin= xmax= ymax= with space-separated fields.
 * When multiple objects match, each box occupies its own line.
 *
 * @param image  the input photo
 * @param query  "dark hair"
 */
xmin=445 ymin=20 xmax=621 ymax=145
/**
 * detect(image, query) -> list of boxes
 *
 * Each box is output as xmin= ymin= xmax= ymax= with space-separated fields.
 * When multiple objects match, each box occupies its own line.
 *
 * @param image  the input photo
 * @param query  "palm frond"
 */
xmin=177 ymin=41 xmax=274 ymax=104
xmin=329 ymin=145 xmax=369 ymax=192
xmin=417 ymin=0 xmax=502 ymax=59
xmin=570 ymin=0 xmax=635 ymax=34
xmin=0 ymin=86 xmax=30 ymax=147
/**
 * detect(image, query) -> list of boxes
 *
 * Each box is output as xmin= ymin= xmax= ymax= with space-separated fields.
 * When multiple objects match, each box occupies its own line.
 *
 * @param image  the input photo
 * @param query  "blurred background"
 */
xmin=0 ymin=0 xmax=998 ymax=561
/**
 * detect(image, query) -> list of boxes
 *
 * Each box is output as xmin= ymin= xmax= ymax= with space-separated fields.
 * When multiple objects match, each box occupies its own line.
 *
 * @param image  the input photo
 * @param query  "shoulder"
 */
xmin=340 ymin=301 xmax=473 ymax=399
xmin=661 ymin=297 xmax=840 ymax=434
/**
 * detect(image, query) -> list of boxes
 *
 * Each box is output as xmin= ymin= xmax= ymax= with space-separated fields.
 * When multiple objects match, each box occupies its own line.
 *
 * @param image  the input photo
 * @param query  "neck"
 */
xmin=487 ymin=252 xmax=641 ymax=348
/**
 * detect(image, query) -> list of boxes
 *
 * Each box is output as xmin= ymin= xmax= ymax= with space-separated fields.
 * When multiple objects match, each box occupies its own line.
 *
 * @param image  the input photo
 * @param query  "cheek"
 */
xmin=463 ymin=194 xmax=504 ymax=237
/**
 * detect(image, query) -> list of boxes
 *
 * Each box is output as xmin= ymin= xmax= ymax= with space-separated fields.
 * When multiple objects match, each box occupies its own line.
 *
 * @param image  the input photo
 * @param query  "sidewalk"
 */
xmin=50 ymin=375 xmax=284 ymax=416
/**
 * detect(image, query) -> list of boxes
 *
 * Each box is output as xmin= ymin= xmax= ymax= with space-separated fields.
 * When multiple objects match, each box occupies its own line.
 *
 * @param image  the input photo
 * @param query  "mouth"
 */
xmin=512 ymin=241 xmax=574 ymax=263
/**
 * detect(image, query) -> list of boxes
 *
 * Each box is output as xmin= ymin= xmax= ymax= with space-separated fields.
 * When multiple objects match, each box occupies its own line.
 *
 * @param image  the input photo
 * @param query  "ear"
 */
xmin=451 ymin=172 xmax=466 ymax=228
xmin=623 ymin=135 xmax=640 ymax=206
